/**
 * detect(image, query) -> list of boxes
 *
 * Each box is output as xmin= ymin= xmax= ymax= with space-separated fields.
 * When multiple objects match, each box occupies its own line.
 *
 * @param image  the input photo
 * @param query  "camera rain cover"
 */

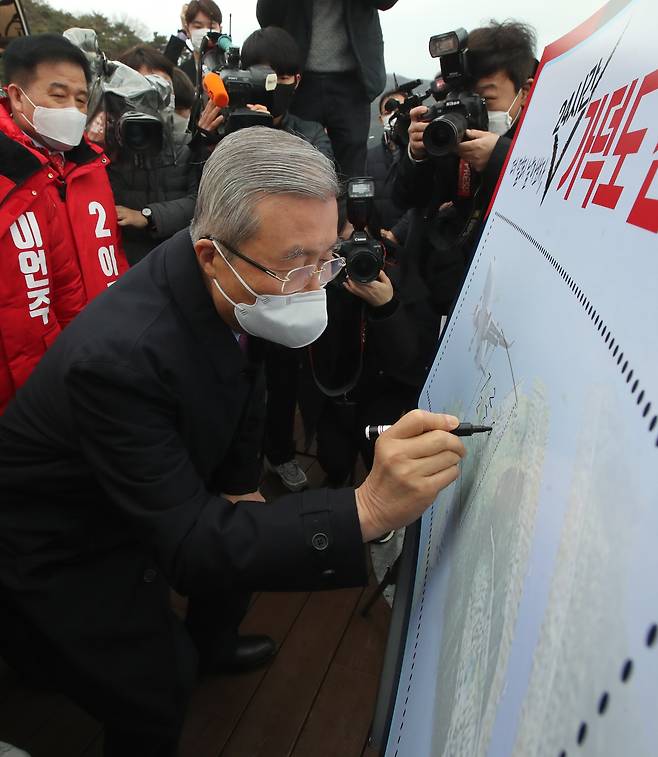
xmin=64 ymin=28 xmax=176 ymax=160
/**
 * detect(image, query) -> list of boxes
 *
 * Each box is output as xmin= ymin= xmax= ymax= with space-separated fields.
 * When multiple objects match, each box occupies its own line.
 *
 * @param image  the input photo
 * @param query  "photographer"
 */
xmin=108 ymin=45 xmax=202 ymax=265
xmin=302 ymin=179 xmax=424 ymax=494
xmin=163 ymin=0 xmax=223 ymax=83
xmin=0 ymin=34 xmax=127 ymax=412
xmin=366 ymin=86 xmax=411 ymax=252
xmin=394 ymin=21 xmax=536 ymax=320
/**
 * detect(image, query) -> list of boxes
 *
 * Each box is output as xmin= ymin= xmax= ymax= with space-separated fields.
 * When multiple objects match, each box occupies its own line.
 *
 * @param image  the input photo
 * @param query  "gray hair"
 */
xmin=190 ymin=127 xmax=339 ymax=246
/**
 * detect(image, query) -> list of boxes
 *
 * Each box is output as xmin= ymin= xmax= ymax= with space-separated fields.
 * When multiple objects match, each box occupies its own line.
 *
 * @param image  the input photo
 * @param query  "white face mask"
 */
xmin=487 ymin=89 xmax=522 ymax=137
xmin=19 ymin=88 xmax=87 ymax=151
xmin=211 ymin=242 xmax=329 ymax=349
xmin=190 ymin=28 xmax=212 ymax=52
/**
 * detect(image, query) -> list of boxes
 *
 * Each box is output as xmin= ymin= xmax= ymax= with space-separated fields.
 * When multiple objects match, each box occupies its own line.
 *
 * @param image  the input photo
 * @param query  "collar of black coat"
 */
xmin=163 ymin=228 xmax=246 ymax=381
xmin=0 ymin=129 xmax=44 ymax=186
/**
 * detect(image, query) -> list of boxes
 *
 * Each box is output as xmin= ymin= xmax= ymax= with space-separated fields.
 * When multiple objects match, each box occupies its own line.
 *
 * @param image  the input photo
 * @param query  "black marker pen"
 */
xmin=364 ymin=422 xmax=493 ymax=441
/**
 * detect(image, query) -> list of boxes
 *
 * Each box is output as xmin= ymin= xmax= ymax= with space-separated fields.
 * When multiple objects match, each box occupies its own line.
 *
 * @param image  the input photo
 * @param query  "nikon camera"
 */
xmin=339 ymin=178 xmax=385 ymax=284
xmin=421 ymin=28 xmax=488 ymax=157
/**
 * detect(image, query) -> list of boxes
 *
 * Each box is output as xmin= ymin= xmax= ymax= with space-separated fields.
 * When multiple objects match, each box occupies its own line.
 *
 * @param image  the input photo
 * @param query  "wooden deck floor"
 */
xmin=0 ymin=452 xmax=391 ymax=757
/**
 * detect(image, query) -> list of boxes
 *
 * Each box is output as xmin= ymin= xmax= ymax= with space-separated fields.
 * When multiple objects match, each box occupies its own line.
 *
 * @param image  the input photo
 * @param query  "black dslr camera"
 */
xmin=339 ymin=178 xmax=385 ymax=284
xmin=218 ymin=46 xmax=277 ymax=134
xmin=422 ymin=28 xmax=488 ymax=157
xmin=384 ymin=78 xmax=430 ymax=148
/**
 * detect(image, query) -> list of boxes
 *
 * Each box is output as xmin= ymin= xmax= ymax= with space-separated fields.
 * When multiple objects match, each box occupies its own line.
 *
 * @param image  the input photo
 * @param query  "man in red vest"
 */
xmin=0 ymin=34 xmax=128 ymax=412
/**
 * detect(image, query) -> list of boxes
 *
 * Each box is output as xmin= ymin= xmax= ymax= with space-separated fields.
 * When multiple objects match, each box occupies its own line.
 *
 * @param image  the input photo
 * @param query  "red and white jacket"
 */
xmin=0 ymin=99 xmax=128 ymax=412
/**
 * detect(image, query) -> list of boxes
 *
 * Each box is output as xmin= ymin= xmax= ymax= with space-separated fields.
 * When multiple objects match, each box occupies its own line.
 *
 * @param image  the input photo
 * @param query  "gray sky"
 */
xmin=49 ymin=0 xmax=606 ymax=79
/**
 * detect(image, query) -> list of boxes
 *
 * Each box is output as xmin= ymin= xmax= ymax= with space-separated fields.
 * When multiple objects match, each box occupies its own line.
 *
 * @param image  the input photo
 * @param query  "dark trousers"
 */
xmin=0 ymin=557 xmax=250 ymax=757
xmin=290 ymin=71 xmax=371 ymax=181
xmin=316 ymin=383 xmax=418 ymax=486
xmin=264 ymin=343 xmax=300 ymax=465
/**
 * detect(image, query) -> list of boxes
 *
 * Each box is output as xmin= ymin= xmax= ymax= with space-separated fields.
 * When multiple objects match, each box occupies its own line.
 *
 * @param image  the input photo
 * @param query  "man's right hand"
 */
xmin=408 ymin=105 xmax=430 ymax=161
xmin=355 ymin=410 xmax=465 ymax=542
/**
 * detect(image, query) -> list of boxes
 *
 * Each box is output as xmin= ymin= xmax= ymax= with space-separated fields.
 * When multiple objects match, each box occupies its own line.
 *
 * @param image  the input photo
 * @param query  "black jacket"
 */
xmin=108 ymin=135 xmax=201 ymax=266
xmin=0 ymin=230 xmax=367 ymax=608
xmin=280 ymin=111 xmax=334 ymax=161
xmin=393 ymin=132 xmax=515 ymax=317
xmin=256 ymin=0 xmax=398 ymax=102
xmin=366 ymin=135 xmax=408 ymax=238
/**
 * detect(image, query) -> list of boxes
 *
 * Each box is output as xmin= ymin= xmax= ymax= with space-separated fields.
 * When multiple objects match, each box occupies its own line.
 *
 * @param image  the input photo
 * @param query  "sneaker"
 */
xmin=266 ymin=458 xmax=308 ymax=492
xmin=371 ymin=530 xmax=396 ymax=544
xmin=0 ymin=744 xmax=31 ymax=757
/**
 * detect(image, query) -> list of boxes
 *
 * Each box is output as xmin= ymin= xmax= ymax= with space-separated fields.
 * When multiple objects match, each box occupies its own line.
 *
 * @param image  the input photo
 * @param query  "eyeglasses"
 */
xmin=207 ymin=237 xmax=346 ymax=294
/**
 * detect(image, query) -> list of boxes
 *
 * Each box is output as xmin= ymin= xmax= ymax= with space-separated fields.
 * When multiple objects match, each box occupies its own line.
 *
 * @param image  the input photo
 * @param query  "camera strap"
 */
xmin=308 ymin=305 xmax=367 ymax=399
xmin=456 ymin=159 xmax=473 ymax=198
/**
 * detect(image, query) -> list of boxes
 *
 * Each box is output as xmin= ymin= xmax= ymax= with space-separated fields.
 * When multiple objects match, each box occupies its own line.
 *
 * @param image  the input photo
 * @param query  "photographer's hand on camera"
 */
xmin=197 ymin=100 xmax=225 ymax=133
xmin=457 ymin=128 xmax=500 ymax=172
xmin=344 ymin=269 xmax=394 ymax=308
xmin=408 ymin=105 xmax=430 ymax=161
xmin=354 ymin=410 xmax=466 ymax=541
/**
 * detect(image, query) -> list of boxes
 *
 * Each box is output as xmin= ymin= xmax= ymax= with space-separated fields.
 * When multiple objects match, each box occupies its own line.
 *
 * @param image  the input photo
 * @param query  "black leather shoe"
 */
xmin=207 ymin=634 xmax=277 ymax=674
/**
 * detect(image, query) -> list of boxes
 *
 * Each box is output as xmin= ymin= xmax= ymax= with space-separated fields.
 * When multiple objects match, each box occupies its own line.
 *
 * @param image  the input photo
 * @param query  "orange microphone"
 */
xmin=203 ymin=72 xmax=229 ymax=108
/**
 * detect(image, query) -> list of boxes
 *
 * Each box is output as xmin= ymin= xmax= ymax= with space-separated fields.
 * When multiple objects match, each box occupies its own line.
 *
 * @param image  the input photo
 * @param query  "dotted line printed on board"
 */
xmin=557 ymin=623 xmax=657 ymax=756
xmin=495 ymin=211 xmax=658 ymax=450
xmin=393 ymin=499 xmax=435 ymax=756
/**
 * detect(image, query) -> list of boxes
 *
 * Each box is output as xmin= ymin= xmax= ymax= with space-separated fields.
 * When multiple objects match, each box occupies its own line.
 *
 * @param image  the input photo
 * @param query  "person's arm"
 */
xmin=163 ymin=34 xmax=188 ymax=65
xmin=390 ymin=208 xmax=411 ymax=246
xmin=66 ymin=358 xmax=367 ymax=595
xmin=66 ymin=360 xmax=464 ymax=590
xmin=480 ymin=134 xmax=513 ymax=202
xmin=345 ymin=271 xmax=418 ymax=379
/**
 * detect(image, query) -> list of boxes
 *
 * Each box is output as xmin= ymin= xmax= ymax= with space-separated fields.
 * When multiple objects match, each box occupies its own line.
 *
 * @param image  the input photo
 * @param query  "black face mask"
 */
xmin=270 ymin=83 xmax=296 ymax=118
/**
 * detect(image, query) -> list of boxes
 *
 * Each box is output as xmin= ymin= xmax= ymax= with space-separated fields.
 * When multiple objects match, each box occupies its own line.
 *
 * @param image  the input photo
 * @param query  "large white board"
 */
xmin=383 ymin=1 xmax=658 ymax=755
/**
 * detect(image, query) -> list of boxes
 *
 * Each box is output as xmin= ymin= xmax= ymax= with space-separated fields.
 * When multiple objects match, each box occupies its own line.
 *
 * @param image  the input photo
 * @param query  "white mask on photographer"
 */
xmin=211 ymin=241 xmax=328 ymax=349
xmin=487 ymin=89 xmax=522 ymax=136
xmin=19 ymin=88 xmax=86 ymax=151
xmin=190 ymin=28 xmax=212 ymax=52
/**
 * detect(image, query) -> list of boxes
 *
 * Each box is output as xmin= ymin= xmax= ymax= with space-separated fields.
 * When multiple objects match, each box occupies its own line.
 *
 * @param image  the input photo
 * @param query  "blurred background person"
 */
xmin=256 ymin=0 xmax=399 ymax=181
xmin=106 ymin=44 xmax=202 ymax=265
xmin=171 ymin=64 xmax=196 ymax=144
xmin=366 ymin=85 xmax=412 ymax=255
xmin=164 ymin=0 xmax=223 ymax=83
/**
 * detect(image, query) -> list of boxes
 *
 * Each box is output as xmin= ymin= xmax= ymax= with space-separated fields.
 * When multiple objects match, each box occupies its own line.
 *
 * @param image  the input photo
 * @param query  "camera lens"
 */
xmin=347 ymin=247 xmax=382 ymax=284
xmin=423 ymin=112 xmax=468 ymax=157
xmin=119 ymin=114 xmax=164 ymax=156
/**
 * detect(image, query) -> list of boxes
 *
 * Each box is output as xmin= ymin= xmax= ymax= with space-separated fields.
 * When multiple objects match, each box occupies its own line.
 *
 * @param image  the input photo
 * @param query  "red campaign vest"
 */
xmin=60 ymin=145 xmax=129 ymax=298
xmin=0 ymin=136 xmax=87 ymax=411
xmin=0 ymin=100 xmax=126 ymax=412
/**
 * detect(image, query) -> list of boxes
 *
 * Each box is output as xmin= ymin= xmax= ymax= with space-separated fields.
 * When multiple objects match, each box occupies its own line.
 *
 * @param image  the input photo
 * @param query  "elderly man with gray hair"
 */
xmin=0 ymin=127 xmax=465 ymax=757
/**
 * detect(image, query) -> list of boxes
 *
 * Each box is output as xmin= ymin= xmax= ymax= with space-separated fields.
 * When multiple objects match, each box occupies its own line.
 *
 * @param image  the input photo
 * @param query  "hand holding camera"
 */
xmin=408 ymin=104 xmax=431 ymax=160
xmin=344 ymin=269 xmax=394 ymax=308
xmin=456 ymin=128 xmax=500 ymax=172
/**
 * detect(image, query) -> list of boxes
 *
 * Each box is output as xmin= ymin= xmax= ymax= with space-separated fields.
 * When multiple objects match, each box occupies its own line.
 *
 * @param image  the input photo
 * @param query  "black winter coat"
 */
xmin=393 ymin=132 xmax=516 ymax=318
xmin=108 ymin=135 xmax=201 ymax=266
xmin=0 ymin=230 xmax=367 ymax=701
xmin=256 ymin=0 xmax=398 ymax=102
